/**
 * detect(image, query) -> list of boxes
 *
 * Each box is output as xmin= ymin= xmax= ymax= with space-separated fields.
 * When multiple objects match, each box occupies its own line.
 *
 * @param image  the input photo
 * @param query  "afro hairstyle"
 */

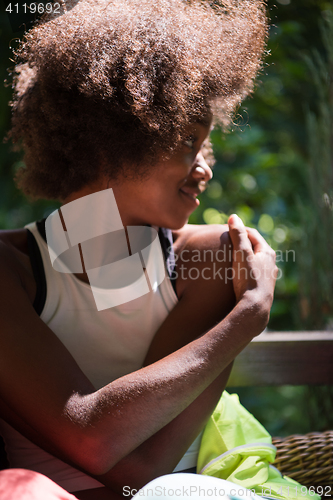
xmin=9 ymin=0 xmax=268 ymax=200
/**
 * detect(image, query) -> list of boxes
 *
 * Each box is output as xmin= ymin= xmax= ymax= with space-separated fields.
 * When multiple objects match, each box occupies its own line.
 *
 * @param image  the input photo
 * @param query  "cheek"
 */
xmin=184 ymin=153 xmax=194 ymax=169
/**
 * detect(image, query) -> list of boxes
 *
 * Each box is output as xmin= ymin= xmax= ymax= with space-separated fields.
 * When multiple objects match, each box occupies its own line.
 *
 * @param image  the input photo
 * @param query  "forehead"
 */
xmin=185 ymin=118 xmax=213 ymax=140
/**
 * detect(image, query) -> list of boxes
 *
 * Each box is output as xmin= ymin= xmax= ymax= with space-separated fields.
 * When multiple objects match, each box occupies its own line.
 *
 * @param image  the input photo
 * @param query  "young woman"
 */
xmin=0 ymin=0 xmax=276 ymax=498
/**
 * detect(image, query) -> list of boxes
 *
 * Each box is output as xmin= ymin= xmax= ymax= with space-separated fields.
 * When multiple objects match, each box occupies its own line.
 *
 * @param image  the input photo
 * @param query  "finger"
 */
xmin=245 ymin=227 xmax=267 ymax=252
xmin=228 ymin=214 xmax=253 ymax=257
xmin=246 ymin=227 xmax=275 ymax=255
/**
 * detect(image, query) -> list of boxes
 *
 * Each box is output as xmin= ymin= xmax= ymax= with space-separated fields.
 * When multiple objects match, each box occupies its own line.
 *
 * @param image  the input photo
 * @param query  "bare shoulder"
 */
xmin=171 ymin=224 xmax=235 ymax=311
xmin=172 ymin=223 xmax=232 ymax=273
xmin=0 ymin=228 xmax=36 ymax=306
xmin=0 ymin=230 xmax=25 ymax=280
xmin=172 ymin=223 xmax=231 ymax=255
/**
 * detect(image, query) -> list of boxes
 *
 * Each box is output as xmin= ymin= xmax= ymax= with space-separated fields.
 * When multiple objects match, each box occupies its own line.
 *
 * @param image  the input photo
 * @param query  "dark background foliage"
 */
xmin=0 ymin=0 xmax=332 ymax=436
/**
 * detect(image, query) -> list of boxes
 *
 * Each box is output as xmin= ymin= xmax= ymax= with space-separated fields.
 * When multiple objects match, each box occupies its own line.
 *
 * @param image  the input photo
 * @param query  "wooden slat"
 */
xmin=227 ymin=331 xmax=333 ymax=387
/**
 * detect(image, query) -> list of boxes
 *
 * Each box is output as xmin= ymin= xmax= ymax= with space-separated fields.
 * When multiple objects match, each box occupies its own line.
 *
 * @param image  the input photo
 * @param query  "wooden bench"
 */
xmin=227 ymin=331 xmax=333 ymax=490
xmin=228 ymin=332 xmax=333 ymax=387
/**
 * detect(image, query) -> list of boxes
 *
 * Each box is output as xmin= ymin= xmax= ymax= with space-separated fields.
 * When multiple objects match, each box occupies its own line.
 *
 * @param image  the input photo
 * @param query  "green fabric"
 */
xmin=197 ymin=392 xmax=320 ymax=500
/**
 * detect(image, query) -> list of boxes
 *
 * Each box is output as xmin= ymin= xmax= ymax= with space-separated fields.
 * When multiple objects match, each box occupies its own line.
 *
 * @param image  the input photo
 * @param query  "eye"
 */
xmin=183 ymin=135 xmax=197 ymax=150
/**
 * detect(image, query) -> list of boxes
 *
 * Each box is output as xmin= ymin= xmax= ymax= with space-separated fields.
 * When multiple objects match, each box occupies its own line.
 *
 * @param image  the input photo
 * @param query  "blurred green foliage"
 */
xmin=230 ymin=385 xmax=333 ymax=436
xmin=295 ymin=11 xmax=333 ymax=330
xmin=0 ymin=0 xmax=332 ymax=436
xmin=188 ymin=0 xmax=333 ymax=332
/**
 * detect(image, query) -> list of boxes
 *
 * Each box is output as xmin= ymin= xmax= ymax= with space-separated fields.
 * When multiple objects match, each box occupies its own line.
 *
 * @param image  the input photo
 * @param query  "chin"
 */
xmin=148 ymin=207 xmax=193 ymax=230
xmin=163 ymin=214 xmax=190 ymax=231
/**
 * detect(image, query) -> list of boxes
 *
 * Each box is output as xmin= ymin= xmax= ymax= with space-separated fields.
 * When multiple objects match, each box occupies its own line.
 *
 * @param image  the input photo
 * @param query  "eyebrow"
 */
xmin=196 ymin=113 xmax=213 ymax=127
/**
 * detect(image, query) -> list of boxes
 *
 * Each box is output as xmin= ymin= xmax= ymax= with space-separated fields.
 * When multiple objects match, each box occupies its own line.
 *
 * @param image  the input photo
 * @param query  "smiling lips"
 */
xmin=179 ymin=186 xmax=201 ymax=205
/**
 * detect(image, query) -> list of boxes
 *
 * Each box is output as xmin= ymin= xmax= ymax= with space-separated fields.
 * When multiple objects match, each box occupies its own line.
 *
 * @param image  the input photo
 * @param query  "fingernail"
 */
xmin=229 ymin=214 xmax=243 ymax=224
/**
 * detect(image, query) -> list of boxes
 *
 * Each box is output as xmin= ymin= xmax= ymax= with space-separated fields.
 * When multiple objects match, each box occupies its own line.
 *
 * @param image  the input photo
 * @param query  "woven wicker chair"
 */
xmin=273 ymin=431 xmax=333 ymax=488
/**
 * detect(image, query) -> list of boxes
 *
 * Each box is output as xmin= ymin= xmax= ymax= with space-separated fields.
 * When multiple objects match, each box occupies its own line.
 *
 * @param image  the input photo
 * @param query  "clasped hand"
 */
xmin=228 ymin=214 xmax=278 ymax=328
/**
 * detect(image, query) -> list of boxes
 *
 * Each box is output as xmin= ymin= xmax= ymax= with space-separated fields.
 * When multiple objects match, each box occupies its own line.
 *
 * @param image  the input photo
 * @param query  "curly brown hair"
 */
xmin=8 ymin=0 xmax=268 ymax=201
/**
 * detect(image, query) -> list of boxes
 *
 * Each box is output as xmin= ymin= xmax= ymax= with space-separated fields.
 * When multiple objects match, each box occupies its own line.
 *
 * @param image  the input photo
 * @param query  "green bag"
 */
xmin=197 ymin=391 xmax=321 ymax=500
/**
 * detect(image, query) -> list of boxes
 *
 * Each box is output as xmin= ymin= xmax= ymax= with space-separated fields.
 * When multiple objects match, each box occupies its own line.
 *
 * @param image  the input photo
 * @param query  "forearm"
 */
xmin=95 ymin=364 xmax=233 ymax=493
xmin=67 ymin=295 xmax=264 ymax=475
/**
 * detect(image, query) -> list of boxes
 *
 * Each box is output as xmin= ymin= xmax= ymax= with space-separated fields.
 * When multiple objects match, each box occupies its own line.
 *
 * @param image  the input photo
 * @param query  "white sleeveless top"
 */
xmin=0 ymin=222 xmax=201 ymax=492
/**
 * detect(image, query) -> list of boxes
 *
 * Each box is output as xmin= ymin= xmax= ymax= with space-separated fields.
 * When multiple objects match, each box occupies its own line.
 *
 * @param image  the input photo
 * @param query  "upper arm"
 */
xmin=144 ymin=224 xmax=235 ymax=364
xmin=0 ymin=241 xmax=96 ymax=469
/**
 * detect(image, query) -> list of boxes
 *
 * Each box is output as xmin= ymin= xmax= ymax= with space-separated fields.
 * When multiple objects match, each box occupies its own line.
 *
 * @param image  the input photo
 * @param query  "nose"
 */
xmin=191 ymin=152 xmax=213 ymax=183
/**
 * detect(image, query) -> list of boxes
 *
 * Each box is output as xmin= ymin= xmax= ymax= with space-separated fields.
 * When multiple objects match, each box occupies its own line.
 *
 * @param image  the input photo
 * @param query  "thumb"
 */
xmin=228 ymin=213 xmax=243 ymax=228
xmin=228 ymin=214 xmax=253 ymax=255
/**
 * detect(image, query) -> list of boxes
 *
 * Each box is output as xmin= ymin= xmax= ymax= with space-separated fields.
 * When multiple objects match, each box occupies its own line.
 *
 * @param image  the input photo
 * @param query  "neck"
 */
xmin=61 ymin=180 xmax=143 ymax=227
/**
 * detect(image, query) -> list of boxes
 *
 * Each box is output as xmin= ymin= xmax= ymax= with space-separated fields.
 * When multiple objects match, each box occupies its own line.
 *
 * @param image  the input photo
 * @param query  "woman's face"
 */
xmin=113 ymin=121 xmax=213 ymax=230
